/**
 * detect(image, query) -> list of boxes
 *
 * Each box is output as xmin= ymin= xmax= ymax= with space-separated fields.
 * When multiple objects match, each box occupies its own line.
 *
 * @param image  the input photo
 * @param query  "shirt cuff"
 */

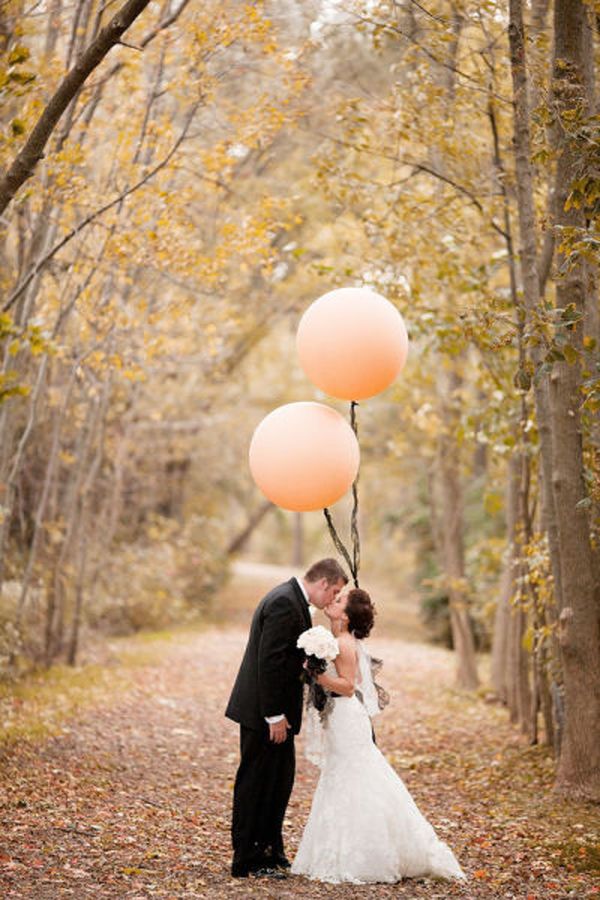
xmin=265 ymin=714 xmax=285 ymax=724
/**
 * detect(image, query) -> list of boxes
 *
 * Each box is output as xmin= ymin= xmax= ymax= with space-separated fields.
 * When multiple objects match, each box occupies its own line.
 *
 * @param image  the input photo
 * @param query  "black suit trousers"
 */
xmin=231 ymin=724 xmax=295 ymax=870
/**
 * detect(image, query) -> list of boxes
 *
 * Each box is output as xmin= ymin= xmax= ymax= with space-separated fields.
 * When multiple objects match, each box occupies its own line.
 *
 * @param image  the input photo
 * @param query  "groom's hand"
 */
xmin=269 ymin=717 xmax=291 ymax=744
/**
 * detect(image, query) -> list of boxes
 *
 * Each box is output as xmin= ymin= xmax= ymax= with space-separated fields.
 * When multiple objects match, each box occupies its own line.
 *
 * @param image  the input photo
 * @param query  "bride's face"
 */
xmin=324 ymin=588 xmax=349 ymax=625
xmin=311 ymin=577 xmax=346 ymax=610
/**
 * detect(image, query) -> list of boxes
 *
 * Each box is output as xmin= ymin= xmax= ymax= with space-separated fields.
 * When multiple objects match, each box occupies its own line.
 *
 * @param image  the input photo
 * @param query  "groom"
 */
xmin=225 ymin=558 xmax=348 ymax=878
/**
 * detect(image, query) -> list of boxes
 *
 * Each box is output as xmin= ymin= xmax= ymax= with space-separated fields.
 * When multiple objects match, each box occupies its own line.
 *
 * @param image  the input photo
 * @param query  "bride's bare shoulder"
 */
xmin=337 ymin=632 xmax=356 ymax=653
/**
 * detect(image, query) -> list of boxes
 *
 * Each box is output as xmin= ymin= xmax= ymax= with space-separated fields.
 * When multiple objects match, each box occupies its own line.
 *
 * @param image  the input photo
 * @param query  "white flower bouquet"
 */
xmin=297 ymin=625 xmax=339 ymax=667
xmin=297 ymin=625 xmax=339 ymax=715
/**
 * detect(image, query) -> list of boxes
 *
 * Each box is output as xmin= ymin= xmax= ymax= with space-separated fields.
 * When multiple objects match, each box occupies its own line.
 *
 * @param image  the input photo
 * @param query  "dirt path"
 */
xmin=1 ymin=627 xmax=598 ymax=899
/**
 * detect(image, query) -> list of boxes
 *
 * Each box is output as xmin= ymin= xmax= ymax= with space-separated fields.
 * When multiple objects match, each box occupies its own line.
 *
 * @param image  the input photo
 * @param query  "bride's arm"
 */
xmin=316 ymin=634 xmax=356 ymax=697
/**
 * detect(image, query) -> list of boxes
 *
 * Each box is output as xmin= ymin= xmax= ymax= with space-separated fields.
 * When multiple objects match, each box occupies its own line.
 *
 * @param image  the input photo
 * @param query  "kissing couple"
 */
xmin=225 ymin=557 xmax=466 ymax=884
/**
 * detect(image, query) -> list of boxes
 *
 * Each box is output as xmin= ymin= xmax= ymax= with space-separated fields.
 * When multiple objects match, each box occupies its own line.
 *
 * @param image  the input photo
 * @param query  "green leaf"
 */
xmin=562 ymin=344 xmax=579 ymax=365
xmin=522 ymin=625 xmax=534 ymax=653
xmin=8 ymin=45 xmax=30 ymax=66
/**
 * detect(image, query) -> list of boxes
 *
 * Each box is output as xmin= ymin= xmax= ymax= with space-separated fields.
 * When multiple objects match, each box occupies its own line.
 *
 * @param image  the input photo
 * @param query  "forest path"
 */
xmin=1 ymin=624 xmax=598 ymax=899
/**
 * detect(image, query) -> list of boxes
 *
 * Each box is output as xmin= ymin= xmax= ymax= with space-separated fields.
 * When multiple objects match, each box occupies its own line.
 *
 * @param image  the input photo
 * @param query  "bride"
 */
xmin=291 ymin=587 xmax=466 ymax=884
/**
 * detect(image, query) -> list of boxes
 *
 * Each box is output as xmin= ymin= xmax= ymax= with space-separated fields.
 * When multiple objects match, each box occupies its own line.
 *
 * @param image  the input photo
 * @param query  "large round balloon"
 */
xmin=249 ymin=402 xmax=360 ymax=511
xmin=296 ymin=287 xmax=409 ymax=400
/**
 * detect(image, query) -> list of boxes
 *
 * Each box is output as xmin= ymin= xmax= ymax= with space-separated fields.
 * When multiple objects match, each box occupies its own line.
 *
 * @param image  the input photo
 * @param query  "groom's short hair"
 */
xmin=304 ymin=558 xmax=348 ymax=585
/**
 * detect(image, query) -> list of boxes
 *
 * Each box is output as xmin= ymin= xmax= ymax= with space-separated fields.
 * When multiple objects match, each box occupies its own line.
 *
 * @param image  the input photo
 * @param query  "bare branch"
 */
xmin=0 ymin=0 xmax=154 ymax=217
xmin=410 ymin=162 xmax=509 ymax=240
xmin=349 ymin=8 xmax=512 ymax=106
xmin=404 ymin=0 xmax=447 ymax=26
xmin=309 ymin=127 xmax=509 ymax=240
xmin=3 ymin=103 xmax=199 ymax=313
xmin=70 ymin=0 xmax=192 ymax=140
xmin=118 ymin=38 xmax=143 ymax=50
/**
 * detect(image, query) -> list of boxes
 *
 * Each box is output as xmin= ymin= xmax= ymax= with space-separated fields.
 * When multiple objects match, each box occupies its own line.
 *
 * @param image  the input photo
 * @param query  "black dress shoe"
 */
xmin=231 ymin=854 xmax=270 ymax=878
xmin=231 ymin=865 xmax=250 ymax=878
xmin=268 ymin=854 xmax=291 ymax=869
xmin=250 ymin=866 xmax=288 ymax=879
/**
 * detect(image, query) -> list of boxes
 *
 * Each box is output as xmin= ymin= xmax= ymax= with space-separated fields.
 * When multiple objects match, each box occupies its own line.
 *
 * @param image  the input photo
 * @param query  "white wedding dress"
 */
xmin=291 ymin=642 xmax=466 ymax=884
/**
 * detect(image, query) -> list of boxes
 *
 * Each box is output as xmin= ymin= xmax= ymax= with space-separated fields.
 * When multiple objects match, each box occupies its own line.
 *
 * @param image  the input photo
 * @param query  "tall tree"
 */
xmin=548 ymin=0 xmax=600 ymax=801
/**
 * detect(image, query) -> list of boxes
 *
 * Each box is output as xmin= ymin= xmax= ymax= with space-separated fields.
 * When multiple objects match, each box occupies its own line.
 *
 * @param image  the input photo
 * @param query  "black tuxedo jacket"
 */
xmin=225 ymin=578 xmax=312 ymax=734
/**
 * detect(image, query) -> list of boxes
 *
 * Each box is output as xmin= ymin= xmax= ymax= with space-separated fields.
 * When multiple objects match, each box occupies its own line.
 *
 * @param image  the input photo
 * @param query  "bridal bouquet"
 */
xmin=297 ymin=625 xmax=339 ymax=673
xmin=297 ymin=625 xmax=339 ymax=715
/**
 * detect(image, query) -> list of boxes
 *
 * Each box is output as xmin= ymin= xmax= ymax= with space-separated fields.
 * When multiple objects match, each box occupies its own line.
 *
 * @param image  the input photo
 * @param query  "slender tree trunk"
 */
xmin=227 ymin=500 xmax=273 ymax=557
xmin=424 ymin=10 xmax=477 ymax=689
xmin=491 ymin=561 xmax=510 ymax=703
xmin=582 ymin=263 xmax=600 ymax=590
xmin=0 ymin=357 xmax=49 ymax=589
xmin=508 ymin=0 xmax=564 ymax=616
xmin=507 ymin=597 xmax=531 ymax=730
xmin=500 ymin=453 xmax=533 ymax=736
xmin=66 ymin=380 xmax=109 ymax=666
xmin=550 ymin=0 xmax=600 ymax=801
xmin=489 ymin=79 xmax=541 ymax=738
xmin=491 ymin=455 xmax=520 ymax=703
xmin=82 ymin=425 xmax=130 ymax=615
xmin=507 ymin=0 xmax=576 ymax=757
xmin=538 ymin=632 xmax=556 ymax=749
xmin=17 ymin=367 xmax=78 ymax=621
xmin=434 ymin=369 xmax=479 ymax=690
xmin=67 ymin=529 xmax=88 ymax=666
xmin=46 ymin=385 xmax=105 ymax=663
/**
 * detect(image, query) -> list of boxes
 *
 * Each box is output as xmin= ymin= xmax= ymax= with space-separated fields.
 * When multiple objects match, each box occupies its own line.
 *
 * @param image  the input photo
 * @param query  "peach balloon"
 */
xmin=249 ymin=402 xmax=360 ymax=512
xmin=296 ymin=287 xmax=409 ymax=400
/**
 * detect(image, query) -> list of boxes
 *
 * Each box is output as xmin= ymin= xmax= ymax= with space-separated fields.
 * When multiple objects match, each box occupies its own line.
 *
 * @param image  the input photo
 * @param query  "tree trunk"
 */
xmin=227 ymin=500 xmax=273 ymax=557
xmin=45 ymin=389 xmax=102 ymax=664
xmin=0 ymin=357 xmax=49 ymax=590
xmin=66 ymin=380 xmax=109 ymax=666
xmin=499 ymin=453 xmax=533 ymax=736
xmin=508 ymin=0 xmax=564 ymax=617
xmin=550 ymin=0 xmax=600 ymax=801
xmin=67 ymin=529 xmax=88 ymax=666
xmin=490 ymin=563 xmax=511 ymax=704
xmin=16 ymin=369 xmax=77 ymax=622
xmin=491 ymin=452 xmax=520 ymax=703
xmin=434 ymin=369 xmax=479 ymax=690
xmin=507 ymin=598 xmax=530 ymax=728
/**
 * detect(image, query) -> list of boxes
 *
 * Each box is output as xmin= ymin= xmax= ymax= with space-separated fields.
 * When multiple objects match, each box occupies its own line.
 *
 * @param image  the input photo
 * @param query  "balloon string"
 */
xmin=349 ymin=401 xmax=361 ymax=581
xmin=323 ymin=401 xmax=361 ymax=588
xmin=323 ymin=507 xmax=356 ymax=584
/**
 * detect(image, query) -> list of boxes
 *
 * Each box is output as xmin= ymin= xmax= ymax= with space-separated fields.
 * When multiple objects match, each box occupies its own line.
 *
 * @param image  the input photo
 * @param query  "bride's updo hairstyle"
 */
xmin=345 ymin=588 xmax=375 ymax=639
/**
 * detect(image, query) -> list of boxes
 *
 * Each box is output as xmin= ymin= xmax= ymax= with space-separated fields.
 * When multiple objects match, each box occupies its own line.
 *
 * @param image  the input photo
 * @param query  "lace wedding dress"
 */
xmin=291 ymin=642 xmax=466 ymax=884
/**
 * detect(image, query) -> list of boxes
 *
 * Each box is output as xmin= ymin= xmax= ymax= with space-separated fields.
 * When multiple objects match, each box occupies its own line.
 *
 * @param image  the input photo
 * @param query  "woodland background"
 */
xmin=0 ymin=0 xmax=599 ymax=804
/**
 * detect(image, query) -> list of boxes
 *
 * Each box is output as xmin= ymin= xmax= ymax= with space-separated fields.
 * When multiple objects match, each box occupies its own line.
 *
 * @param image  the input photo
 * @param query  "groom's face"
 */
xmin=311 ymin=577 xmax=346 ymax=611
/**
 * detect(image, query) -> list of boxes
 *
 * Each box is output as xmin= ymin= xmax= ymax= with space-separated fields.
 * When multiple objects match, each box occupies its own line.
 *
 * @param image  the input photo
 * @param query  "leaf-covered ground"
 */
xmin=1 ymin=627 xmax=598 ymax=899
